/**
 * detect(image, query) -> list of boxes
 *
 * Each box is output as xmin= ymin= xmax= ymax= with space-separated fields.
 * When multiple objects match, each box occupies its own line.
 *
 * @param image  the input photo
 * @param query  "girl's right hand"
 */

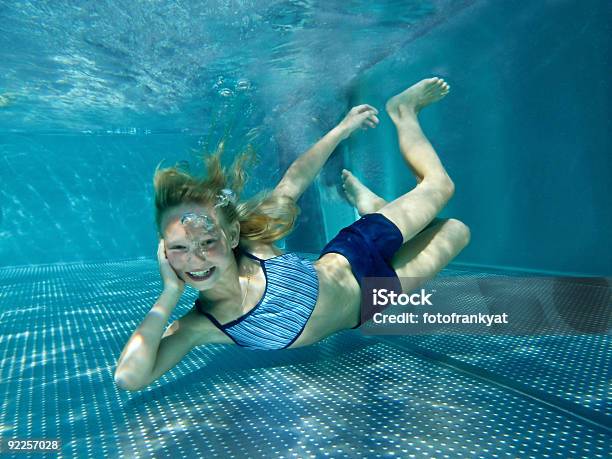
xmin=157 ymin=239 xmax=185 ymax=294
xmin=337 ymin=104 xmax=379 ymax=139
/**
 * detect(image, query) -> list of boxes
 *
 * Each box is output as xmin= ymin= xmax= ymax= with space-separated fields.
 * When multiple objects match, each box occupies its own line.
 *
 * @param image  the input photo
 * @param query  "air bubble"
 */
xmin=236 ymin=78 xmax=251 ymax=91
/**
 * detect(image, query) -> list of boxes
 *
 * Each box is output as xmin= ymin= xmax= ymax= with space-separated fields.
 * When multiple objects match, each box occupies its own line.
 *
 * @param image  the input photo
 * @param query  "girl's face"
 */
xmin=161 ymin=204 xmax=239 ymax=288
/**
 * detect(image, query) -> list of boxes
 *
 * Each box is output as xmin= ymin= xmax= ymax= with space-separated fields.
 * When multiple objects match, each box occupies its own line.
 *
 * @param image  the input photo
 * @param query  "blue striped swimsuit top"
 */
xmin=194 ymin=248 xmax=319 ymax=350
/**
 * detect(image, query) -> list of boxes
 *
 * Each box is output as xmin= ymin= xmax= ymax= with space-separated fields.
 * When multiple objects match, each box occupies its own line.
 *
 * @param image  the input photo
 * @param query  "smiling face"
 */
xmin=160 ymin=203 xmax=240 ymax=287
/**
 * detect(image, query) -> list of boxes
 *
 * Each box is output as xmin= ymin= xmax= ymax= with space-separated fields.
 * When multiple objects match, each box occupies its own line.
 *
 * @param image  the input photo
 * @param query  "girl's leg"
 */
xmin=386 ymin=77 xmax=450 ymax=182
xmin=389 ymin=217 xmax=469 ymax=293
xmin=341 ymin=171 xmax=469 ymax=294
xmin=371 ymin=77 xmax=455 ymax=244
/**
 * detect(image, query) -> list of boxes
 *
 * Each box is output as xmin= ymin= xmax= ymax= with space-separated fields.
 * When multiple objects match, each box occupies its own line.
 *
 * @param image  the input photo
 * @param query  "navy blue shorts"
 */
xmin=318 ymin=213 xmax=404 ymax=328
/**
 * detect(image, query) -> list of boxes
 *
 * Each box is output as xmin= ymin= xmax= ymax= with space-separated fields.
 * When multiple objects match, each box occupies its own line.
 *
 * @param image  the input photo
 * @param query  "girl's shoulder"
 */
xmin=239 ymin=239 xmax=285 ymax=260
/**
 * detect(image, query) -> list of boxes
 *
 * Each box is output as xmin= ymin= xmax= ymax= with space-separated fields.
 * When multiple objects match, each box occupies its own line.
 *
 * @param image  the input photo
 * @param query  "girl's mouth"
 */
xmin=186 ymin=267 xmax=215 ymax=281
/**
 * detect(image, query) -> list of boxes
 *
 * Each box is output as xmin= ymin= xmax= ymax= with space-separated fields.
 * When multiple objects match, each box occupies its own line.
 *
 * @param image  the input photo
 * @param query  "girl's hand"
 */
xmin=338 ymin=104 xmax=379 ymax=139
xmin=157 ymin=239 xmax=185 ymax=294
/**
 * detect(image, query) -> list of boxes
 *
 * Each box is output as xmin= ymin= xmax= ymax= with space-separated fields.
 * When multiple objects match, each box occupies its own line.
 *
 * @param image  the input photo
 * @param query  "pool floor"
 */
xmin=0 ymin=260 xmax=609 ymax=458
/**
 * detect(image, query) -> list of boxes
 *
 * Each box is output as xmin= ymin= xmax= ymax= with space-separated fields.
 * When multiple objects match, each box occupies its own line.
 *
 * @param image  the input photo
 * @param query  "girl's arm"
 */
xmin=114 ymin=239 xmax=187 ymax=391
xmin=273 ymin=104 xmax=379 ymax=202
xmin=114 ymin=288 xmax=183 ymax=391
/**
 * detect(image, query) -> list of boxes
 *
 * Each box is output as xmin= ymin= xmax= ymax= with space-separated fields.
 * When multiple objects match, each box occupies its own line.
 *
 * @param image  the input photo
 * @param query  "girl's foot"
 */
xmin=341 ymin=169 xmax=387 ymax=216
xmin=385 ymin=77 xmax=450 ymax=123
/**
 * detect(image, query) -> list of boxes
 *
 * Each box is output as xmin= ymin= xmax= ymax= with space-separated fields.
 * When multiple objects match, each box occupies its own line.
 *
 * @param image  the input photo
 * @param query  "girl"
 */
xmin=115 ymin=77 xmax=470 ymax=391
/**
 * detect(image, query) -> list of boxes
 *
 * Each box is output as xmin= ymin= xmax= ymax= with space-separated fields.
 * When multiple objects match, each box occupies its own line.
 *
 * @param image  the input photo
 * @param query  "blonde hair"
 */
xmin=153 ymin=141 xmax=299 ymax=245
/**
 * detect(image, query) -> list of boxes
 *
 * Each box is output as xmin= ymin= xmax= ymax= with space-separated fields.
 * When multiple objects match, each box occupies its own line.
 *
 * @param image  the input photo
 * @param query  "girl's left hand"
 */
xmin=338 ymin=104 xmax=379 ymax=139
xmin=157 ymin=239 xmax=185 ymax=294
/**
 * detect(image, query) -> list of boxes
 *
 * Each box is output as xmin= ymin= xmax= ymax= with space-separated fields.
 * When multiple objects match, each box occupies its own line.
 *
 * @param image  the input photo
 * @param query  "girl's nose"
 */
xmin=187 ymin=247 xmax=207 ymax=261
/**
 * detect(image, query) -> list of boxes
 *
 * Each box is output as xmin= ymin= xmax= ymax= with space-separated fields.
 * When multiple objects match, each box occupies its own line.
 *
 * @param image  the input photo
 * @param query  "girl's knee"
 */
xmin=445 ymin=218 xmax=470 ymax=246
xmin=419 ymin=175 xmax=455 ymax=203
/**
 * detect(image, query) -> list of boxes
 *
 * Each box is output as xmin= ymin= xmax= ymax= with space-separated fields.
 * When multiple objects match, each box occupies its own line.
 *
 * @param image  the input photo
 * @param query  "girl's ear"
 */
xmin=230 ymin=221 xmax=241 ymax=248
